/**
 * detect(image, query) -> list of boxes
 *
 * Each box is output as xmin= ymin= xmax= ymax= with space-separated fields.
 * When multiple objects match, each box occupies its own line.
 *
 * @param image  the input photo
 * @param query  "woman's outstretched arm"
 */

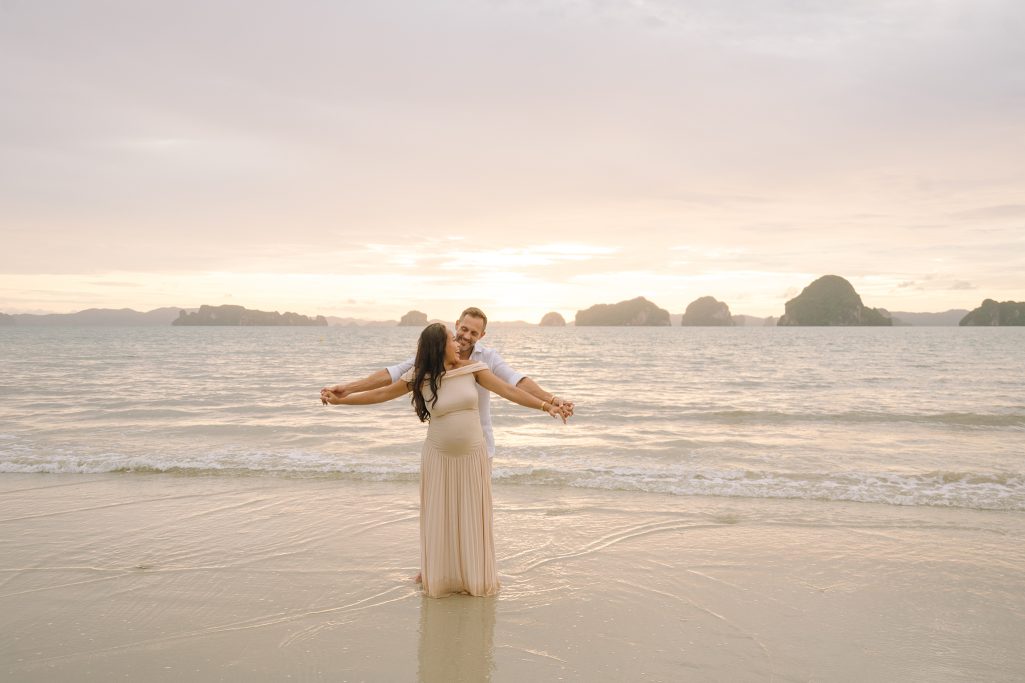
xmin=473 ymin=369 xmax=569 ymax=423
xmin=321 ymin=379 xmax=410 ymax=405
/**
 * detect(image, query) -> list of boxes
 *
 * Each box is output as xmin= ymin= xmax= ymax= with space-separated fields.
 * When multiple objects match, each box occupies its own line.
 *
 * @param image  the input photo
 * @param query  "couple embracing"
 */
xmin=321 ymin=307 xmax=574 ymax=598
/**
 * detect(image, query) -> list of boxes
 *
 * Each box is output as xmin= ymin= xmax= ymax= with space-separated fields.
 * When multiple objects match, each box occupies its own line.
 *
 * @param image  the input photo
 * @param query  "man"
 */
xmin=320 ymin=306 xmax=574 ymax=459
xmin=322 ymin=306 xmax=572 ymax=584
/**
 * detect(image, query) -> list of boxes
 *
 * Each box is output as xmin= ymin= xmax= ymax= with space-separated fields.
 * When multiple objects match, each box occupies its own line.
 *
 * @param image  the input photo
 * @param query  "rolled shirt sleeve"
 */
xmin=484 ymin=349 xmax=526 ymax=388
xmin=386 ymin=357 xmax=415 ymax=384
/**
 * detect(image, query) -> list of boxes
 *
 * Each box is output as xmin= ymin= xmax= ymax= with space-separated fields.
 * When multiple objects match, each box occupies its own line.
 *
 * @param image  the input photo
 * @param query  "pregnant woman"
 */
xmin=321 ymin=323 xmax=569 ymax=598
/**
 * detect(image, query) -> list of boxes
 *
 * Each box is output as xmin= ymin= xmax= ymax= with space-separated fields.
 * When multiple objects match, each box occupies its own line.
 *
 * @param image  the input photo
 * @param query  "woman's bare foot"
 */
xmin=413 ymin=572 xmax=422 ymax=584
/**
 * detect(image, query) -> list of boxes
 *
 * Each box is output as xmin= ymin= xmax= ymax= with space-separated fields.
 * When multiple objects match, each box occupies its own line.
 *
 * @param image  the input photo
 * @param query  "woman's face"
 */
xmin=443 ymin=331 xmax=460 ymax=364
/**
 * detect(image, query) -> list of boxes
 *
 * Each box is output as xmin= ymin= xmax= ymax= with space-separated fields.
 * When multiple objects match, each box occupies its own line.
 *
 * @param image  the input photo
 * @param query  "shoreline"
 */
xmin=2 ymin=473 xmax=1024 ymax=681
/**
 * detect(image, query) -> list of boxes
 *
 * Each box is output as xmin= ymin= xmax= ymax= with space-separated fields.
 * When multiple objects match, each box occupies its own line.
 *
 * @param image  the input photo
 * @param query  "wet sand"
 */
xmin=1 ymin=473 xmax=1024 ymax=681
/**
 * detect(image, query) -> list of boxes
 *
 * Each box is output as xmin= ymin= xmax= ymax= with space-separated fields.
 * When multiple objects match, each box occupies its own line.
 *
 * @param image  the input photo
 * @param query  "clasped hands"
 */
xmin=321 ymin=385 xmax=347 ymax=405
xmin=546 ymin=401 xmax=573 ymax=423
xmin=547 ymin=397 xmax=574 ymax=422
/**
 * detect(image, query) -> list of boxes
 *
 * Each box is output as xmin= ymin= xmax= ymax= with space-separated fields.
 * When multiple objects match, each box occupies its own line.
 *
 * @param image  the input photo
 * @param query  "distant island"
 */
xmin=3 ymin=289 xmax=1016 ymax=328
xmin=888 ymin=310 xmax=969 ymax=326
xmin=173 ymin=305 xmax=327 ymax=326
xmin=680 ymin=296 xmax=734 ymax=326
xmin=777 ymin=275 xmax=892 ymax=326
xmin=324 ymin=316 xmax=400 ymax=327
xmin=398 ymin=310 xmax=429 ymax=327
xmin=0 ymin=307 xmax=185 ymax=326
xmin=539 ymin=312 xmax=566 ymax=327
xmin=959 ymin=300 xmax=1025 ymax=326
xmin=575 ymin=297 xmax=671 ymax=326
xmin=733 ymin=314 xmax=777 ymax=327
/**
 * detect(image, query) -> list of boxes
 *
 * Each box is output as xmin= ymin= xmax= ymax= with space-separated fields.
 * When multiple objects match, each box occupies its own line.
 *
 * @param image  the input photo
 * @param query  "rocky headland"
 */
xmin=575 ymin=297 xmax=671 ymax=326
xmin=959 ymin=300 xmax=1025 ymax=326
xmin=680 ymin=296 xmax=734 ymax=326
xmin=777 ymin=275 xmax=892 ymax=326
xmin=539 ymin=312 xmax=567 ymax=327
xmin=173 ymin=305 xmax=327 ymax=326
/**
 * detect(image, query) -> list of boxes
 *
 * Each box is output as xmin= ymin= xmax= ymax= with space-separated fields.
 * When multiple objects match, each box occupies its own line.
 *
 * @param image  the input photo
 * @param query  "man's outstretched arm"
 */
xmin=516 ymin=376 xmax=574 ymax=416
xmin=487 ymin=349 xmax=574 ymax=415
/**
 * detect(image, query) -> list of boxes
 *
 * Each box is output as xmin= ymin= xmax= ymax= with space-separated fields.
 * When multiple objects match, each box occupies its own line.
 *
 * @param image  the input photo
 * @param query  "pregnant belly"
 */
xmin=426 ymin=410 xmax=484 ymax=455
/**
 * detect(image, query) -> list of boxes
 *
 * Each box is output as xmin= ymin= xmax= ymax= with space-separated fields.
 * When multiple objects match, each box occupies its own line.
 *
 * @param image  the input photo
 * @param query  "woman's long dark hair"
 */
xmin=410 ymin=323 xmax=450 ymax=422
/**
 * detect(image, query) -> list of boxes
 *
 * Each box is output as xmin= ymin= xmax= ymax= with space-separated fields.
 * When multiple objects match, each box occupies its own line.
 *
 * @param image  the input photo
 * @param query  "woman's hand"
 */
xmin=323 ymin=384 xmax=351 ymax=399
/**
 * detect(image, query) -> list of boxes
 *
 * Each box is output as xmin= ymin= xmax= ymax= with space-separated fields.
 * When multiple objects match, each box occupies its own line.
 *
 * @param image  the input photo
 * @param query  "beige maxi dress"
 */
xmin=402 ymin=362 xmax=499 ymax=598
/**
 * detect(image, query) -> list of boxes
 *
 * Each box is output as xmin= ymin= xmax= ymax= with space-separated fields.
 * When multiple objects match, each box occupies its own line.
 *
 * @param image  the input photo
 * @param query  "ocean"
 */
xmin=1 ymin=325 xmax=1023 ymax=511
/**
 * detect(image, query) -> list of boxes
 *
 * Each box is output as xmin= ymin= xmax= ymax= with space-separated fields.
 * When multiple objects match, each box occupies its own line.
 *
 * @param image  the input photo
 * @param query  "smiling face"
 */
xmin=453 ymin=314 xmax=486 ymax=359
xmin=444 ymin=331 xmax=461 ymax=365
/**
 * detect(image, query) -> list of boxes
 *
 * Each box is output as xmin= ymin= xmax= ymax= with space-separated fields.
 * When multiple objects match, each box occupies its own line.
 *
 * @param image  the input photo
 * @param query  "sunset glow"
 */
xmin=2 ymin=1 xmax=1023 ymax=321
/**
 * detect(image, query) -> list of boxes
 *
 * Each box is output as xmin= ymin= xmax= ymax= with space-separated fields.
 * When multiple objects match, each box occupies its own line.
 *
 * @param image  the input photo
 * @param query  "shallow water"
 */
xmin=1 ymin=326 xmax=1023 ymax=510
xmin=2 ymin=474 xmax=1023 ymax=681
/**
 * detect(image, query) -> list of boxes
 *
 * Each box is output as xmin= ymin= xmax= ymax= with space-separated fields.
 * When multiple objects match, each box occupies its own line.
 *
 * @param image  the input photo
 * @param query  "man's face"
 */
xmin=454 ymin=315 xmax=486 ymax=357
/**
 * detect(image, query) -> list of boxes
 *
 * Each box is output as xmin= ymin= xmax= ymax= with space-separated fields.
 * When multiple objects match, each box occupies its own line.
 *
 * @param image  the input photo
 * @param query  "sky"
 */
xmin=2 ymin=0 xmax=1023 ymax=321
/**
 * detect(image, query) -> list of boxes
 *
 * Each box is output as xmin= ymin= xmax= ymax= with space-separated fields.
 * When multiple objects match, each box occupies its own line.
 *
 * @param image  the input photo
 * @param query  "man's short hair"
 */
xmin=459 ymin=307 xmax=488 ymax=330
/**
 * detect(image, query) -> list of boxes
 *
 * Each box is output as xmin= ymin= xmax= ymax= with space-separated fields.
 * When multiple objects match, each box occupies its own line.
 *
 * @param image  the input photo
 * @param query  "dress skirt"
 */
xmin=419 ymin=408 xmax=499 ymax=598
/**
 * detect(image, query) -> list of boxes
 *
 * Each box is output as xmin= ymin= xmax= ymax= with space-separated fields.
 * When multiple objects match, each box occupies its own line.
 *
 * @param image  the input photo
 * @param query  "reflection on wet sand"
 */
xmin=418 ymin=594 xmax=496 ymax=682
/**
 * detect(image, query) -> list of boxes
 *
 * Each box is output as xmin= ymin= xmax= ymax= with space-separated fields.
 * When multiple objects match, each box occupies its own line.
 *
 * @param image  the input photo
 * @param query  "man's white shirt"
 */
xmin=386 ymin=345 xmax=525 ymax=458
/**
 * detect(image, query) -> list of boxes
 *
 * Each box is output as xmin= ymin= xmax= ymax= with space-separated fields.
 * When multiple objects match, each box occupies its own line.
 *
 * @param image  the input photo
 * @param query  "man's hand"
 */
xmin=543 ymin=402 xmax=571 ymax=424
xmin=551 ymin=396 xmax=575 ymax=418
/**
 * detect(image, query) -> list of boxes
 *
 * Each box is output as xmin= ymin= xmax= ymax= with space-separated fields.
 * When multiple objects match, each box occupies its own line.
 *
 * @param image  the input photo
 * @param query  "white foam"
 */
xmin=2 ymin=450 xmax=1022 ymax=511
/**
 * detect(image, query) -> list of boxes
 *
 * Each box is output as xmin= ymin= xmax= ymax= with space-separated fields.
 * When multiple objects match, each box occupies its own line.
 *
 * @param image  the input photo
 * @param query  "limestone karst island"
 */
xmin=398 ymin=310 xmax=430 ymax=327
xmin=173 ymin=305 xmax=327 ymax=326
xmin=575 ymin=297 xmax=671 ymax=326
xmin=777 ymin=275 xmax=891 ymax=326
xmin=680 ymin=296 xmax=735 ymax=326
xmin=959 ymin=300 xmax=1025 ymax=326
xmin=540 ymin=312 xmax=567 ymax=327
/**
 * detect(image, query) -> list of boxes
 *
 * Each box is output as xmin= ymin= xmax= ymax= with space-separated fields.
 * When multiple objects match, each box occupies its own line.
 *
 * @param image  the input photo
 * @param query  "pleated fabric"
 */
xmin=406 ymin=362 xmax=499 ymax=598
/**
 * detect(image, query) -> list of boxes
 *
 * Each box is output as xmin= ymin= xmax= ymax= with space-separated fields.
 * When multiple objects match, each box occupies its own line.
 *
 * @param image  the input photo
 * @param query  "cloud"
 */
xmin=954 ymin=204 xmax=1025 ymax=221
xmin=439 ymin=244 xmax=619 ymax=270
xmin=1 ymin=1 xmax=1024 ymax=317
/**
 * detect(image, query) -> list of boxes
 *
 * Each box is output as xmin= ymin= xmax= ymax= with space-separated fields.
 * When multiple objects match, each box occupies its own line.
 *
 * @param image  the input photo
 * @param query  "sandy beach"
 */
xmin=1 ymin=473 xmax=1023 ymax=681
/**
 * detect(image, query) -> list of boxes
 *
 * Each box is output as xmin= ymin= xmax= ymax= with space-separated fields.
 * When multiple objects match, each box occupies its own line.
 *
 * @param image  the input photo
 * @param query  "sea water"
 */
xmin=1 ymin=326 xmax=1022 ymax=510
